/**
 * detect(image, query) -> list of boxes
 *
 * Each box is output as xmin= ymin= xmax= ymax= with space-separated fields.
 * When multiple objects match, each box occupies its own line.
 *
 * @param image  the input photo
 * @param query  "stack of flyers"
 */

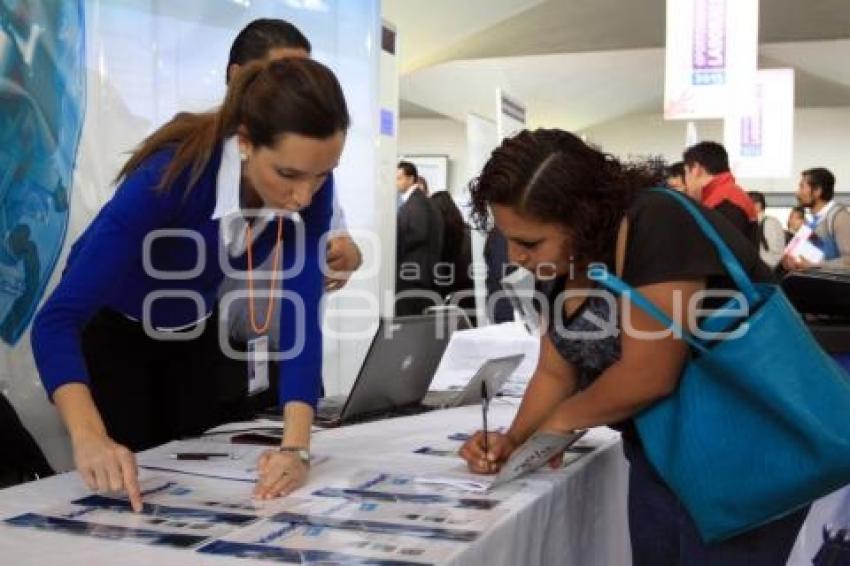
xmin=4 ymin=492 xmax=259 ymax=550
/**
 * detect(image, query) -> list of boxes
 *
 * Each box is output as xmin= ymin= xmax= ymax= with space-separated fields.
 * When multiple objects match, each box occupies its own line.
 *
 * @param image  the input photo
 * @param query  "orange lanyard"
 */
xmin=246 ymin=217 xmax=284 ymax=335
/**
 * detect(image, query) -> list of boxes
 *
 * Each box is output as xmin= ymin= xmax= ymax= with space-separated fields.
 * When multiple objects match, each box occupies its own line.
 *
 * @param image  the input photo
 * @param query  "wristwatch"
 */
xmin=278 ymin=446 xmax=311 ymax=467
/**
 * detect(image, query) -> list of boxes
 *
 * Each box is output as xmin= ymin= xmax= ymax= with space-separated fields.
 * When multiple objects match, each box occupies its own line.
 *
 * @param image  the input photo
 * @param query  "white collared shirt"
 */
xmin=812 ymin=200 xmax=837 ymax=227
xmin=399 ymin=185 xmax=419 ymax=207
xmin=211 ymin=137 xmax=301 ymax=256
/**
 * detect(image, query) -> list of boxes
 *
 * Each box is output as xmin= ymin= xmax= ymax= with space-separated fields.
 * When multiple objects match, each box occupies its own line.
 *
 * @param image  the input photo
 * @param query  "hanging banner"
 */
xmin=496 ymin=89 xmax=526 ymax=141
xmin=724 ymin=68 xmax=795 ymax=179
xmin=664 ymin=0 xmax=759 ymax=120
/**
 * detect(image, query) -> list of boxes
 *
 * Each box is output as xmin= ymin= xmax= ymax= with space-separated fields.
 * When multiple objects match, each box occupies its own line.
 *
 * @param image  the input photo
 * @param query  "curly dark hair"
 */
xmin=469 ymin=129 xmax=660 ymax=264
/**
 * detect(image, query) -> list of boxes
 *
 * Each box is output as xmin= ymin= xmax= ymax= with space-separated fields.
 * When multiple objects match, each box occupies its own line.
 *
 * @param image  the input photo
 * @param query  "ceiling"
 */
xmin=383 ymin=0 xmax=850 ymax=130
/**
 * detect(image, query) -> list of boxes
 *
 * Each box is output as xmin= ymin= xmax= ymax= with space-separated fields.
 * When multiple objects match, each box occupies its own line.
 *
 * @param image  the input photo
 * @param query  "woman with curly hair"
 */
xmin=458 ymin=129 xmax=807 ymax=565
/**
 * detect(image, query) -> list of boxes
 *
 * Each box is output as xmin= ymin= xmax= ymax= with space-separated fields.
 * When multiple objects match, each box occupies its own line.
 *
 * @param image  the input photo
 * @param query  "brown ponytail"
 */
xmin=115 ymin=57 xmax=350 ymax=193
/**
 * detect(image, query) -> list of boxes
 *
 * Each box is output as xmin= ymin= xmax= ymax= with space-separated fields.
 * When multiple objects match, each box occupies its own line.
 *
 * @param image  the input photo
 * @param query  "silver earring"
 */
xmin=239 ymin=151 xmax=248 ymax=162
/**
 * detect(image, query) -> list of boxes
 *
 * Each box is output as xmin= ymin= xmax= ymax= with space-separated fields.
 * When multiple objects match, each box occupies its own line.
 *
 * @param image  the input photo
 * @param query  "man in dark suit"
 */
xmin=395 ymin=161 xmax=443 ymax=316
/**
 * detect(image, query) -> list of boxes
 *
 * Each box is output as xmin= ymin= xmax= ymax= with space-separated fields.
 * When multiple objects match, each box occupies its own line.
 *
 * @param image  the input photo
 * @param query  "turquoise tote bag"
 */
xmin=589 ymin=188 xmax=850 ymax=542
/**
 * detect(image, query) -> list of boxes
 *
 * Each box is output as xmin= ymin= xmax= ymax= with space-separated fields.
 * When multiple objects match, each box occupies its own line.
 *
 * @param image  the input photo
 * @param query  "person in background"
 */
xmin=748 ymin=191 xmax=785 ymax=269
xmin=430 ymin=191 xmax=474 ymax=319
xmin=484 ymin=228 xmax=516 ymax=323
xmin=784 ymin=167 xmax=850 ymax=271
xmin=395 ymin=160 xmax=443 ymax=315
xmin=664 ymin=161 xmax=686 ymax=192
xmin=786 ymin=206 xmax=806 ymax=241
xmin=31 ymin=58 xmax=350 ymax=510
xmin=682 ymin=141 xmax=758 ymax=243
xmin=416 ymin=175 xmax=430 ymax=197
xmin=459 ymin=128 xmax=806 ymax=565
xmin=210 ymin=18 xmax=363 ymax=426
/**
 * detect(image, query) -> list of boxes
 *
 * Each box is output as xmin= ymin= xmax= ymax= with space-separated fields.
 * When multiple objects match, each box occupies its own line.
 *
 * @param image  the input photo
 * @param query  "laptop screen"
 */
xmin=339 ymin=314 xmax=470 ymax=420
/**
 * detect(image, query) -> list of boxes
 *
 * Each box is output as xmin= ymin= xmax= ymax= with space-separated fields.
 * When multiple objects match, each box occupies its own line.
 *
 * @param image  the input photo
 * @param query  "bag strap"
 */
xmin=589 ymin=265 xmax=710 ymax=354
xmin=758 ymin=218 xmax=768 ymax=251
xmin=647 ymin=188 xmax=762 ymax=305
xmin=605 ymin=212 xmax=708 ymax=353
xmin=590 ymin=187 xmax=765 ymax=353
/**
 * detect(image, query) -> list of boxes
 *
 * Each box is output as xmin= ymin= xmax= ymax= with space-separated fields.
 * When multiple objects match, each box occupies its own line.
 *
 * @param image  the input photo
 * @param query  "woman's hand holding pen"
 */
xmin=460 ymin=429 xmax=566 ymax=474
xmin=459 ymin=431 xmax=516 ymax=474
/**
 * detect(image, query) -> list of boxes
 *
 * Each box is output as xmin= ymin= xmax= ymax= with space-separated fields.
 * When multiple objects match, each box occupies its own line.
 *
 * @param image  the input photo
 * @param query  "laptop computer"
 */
xmin=422 ymin=354 xmax=525 ymax=409
xmin=314 ymin=313 xmax=470 ymax=426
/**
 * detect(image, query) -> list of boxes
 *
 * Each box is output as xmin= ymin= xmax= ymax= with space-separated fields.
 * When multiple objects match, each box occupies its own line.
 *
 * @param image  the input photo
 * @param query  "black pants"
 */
xmin=623 ymin=438 xmax=809 ymax=565
xmin=0 ymin=392 xmax=53 ymax=486
xmin=82 ymin=309 xmax=251 ymax=452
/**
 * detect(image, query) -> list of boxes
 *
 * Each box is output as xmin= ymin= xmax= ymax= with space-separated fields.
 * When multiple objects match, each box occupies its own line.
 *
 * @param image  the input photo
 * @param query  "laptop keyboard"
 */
xmin=258 ymin=399 xmax=437 ymax=427
xmin=315 ymin=403 xmax=435 ymax=427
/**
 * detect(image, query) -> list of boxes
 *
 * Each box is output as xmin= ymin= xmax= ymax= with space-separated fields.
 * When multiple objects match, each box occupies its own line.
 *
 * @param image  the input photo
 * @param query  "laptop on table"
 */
xmin=314 ymin=313 xmax=469 ymax=426
xmin=422 ymin=354 xmax=525 ymax=409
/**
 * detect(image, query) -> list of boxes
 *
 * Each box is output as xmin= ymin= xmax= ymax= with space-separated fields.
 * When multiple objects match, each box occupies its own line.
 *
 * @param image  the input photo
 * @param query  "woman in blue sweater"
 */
xmin=31 ymin=57 xmax=349 ymax=511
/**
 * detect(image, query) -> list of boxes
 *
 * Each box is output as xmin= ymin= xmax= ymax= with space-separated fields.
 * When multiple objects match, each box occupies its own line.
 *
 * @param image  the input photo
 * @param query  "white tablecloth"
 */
xmin=0 ymin=403 xmax=631 ymax=565
xmin=1 ymin=401 xmax=847 ymax=565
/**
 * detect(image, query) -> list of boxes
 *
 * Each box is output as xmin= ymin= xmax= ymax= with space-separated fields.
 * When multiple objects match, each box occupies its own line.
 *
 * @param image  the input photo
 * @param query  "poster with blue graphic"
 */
xmin=0 ymin=0 xmax=84 ymax=345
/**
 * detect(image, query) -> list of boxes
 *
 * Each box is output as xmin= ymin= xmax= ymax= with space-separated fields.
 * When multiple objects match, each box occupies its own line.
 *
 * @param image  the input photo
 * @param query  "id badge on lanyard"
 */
xmin=247 ymin=335 xmax=270 ymax=395
xmin=245 ymin=218 xmax=283 ymax=396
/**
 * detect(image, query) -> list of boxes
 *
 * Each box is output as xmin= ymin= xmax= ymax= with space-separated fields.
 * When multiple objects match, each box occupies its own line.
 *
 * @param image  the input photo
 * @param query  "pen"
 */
xmin=169 ymin=452 xmax=232 ymax=460
xmin=481 ymin=380 xmax=490 ymax=462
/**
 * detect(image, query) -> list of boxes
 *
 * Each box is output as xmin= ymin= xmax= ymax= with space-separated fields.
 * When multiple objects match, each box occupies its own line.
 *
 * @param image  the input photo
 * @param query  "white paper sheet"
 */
xmin=137 ymin=440 xmax=327 ymax=483
xmin=137 ymin=477 xmax=284 ymax=518
xmin=198 ymin=516 xmax=463 ymax=565
xmin=416 ymin=434 xmax=597 ymax=494
xmin=136 ymin=440 xmax=264 ymax=482
xmin=429 ymin=324 xmax=540 ymax=392
xmin=269 ymin=495 xmax=504 ymax=541
xmin=3 ymin=484 xmax=261 ymax=550
xmin=315 ymin=471 xmax=513 ymax=508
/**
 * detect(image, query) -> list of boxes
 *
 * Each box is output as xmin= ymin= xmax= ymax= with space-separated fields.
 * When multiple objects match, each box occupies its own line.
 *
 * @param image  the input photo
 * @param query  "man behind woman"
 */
xmin=33 ymin=56 xmax=350 ymax=509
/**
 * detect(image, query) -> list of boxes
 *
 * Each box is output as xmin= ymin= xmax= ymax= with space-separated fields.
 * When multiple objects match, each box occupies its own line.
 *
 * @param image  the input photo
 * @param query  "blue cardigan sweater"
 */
xmin=31 ymin=143 xmax=331 ymax=408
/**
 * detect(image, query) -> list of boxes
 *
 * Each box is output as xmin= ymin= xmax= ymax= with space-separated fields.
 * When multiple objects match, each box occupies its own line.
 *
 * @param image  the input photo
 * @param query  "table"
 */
xmin=0 ymin=403 xmax=631 ymax=565
xmin=2 ymin=401 xmax=847 ymax=565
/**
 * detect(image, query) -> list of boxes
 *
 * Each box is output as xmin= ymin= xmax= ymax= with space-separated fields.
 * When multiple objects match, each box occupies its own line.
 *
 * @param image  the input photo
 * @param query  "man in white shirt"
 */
xmin=747 ymin=191 xmax=785 ymax=269
xmin=783 ymin=167 xmax=850 ymax=271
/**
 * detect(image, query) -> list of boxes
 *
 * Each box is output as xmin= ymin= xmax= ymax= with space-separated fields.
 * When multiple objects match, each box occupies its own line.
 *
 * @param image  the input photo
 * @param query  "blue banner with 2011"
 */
xmin=0 ymin=0 xmax=85 ymax=345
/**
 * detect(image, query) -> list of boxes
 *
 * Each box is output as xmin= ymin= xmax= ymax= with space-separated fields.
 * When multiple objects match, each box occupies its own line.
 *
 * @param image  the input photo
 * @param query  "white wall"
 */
xmin=398 ymin=118 xmax=469 ymax=197
xmin=581 ymin=107 xmax=850 ymax=192
xmin=319 ymin=19 xmax=400 ymax=399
